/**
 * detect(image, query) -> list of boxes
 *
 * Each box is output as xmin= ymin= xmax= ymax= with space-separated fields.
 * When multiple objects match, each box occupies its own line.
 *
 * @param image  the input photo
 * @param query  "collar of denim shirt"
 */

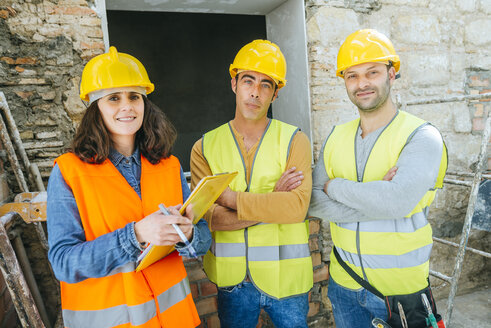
xmin=108 ymin=147 xmax=141 ymax=167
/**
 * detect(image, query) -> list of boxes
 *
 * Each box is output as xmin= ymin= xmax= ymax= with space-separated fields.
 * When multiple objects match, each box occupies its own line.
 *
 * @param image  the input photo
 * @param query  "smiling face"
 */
xmin=231 ymin=70 xmax=279 ymax=123
xmin=97 ymin=91 xmax=144 ymax=151
xmin=343 ymin=62 xmax=395 ymax=113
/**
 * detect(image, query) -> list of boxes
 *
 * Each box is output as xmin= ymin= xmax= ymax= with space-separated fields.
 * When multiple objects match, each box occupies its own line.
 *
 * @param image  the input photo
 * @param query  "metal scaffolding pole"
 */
xmin=443 ymin=114 xmax=490 ymax=326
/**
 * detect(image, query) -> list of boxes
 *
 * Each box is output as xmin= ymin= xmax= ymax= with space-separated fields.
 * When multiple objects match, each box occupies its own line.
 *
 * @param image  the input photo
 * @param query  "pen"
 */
xmin=159 ymin=204 xmax=197 ymax=258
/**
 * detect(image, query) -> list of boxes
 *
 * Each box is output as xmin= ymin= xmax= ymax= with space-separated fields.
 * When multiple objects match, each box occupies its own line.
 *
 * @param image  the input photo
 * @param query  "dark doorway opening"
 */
xmin=107 ymin=11 xmax=267 ymax=171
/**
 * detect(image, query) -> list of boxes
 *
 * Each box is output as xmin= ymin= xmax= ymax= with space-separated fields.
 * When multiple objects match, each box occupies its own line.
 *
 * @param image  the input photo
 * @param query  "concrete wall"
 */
xmin=0 ymin=0 xmax=489 ymax=327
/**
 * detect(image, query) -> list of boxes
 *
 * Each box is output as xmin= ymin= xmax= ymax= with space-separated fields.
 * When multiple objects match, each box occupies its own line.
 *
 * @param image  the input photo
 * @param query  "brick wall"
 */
xmin=467 ymin=70 xmax=491 ymax=171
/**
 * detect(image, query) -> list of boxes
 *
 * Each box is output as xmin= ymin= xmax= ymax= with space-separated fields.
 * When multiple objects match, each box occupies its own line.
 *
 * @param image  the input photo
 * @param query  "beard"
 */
xmin=349 ymin=76 xmax=391 ymax=113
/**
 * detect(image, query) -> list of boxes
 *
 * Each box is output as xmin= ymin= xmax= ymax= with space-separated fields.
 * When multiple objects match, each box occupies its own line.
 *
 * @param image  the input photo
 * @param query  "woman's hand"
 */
xmin=134 ymin=205 xmax=194 ymax=246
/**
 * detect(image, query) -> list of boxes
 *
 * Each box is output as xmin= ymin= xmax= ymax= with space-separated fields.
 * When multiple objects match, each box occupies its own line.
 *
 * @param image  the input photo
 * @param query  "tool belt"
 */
xmin=333 ymin=247 xmax=445 ymax=328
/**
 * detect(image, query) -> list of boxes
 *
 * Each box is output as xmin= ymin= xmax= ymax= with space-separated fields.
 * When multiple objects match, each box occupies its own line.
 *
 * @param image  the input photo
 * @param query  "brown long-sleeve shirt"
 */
xmin=190 ymin=121 xmax=312 ymax=231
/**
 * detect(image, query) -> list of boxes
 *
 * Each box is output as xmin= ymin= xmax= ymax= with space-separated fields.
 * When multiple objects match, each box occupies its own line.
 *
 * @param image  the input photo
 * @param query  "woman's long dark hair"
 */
xmin=71 ymin=97 xmax=177 ymax=164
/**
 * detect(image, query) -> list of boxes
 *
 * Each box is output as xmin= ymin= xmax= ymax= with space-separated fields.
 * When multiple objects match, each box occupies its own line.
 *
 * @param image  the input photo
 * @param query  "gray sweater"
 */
xmin=308 ymin=120 xmax=444 ymax=223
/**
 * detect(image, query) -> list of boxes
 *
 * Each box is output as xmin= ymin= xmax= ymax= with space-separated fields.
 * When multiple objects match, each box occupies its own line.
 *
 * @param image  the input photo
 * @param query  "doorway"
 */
xmin=107 ymin=10 xmax=267 ymax=171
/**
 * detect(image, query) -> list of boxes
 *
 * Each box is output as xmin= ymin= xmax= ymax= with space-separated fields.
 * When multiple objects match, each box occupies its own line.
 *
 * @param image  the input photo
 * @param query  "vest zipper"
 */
xmin=356 ymin=223 xmax=368 ymax=281
xmin=245 ymin=227 xmax=251 ymax=281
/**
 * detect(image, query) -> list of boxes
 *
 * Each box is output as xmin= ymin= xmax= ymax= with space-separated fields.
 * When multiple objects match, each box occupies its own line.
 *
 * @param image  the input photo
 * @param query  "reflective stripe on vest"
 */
xmin=56 ymin=153 xmax=200 ymax=328
xmin=210 ymin=239 xmax=310 ymax=261
xmin=63 ymin=276 xmax=191 ymax=328
xmin=323 ymin=110 xmax=447 ymax=295
xmin=202 ymin=120 xmax=313 ymax=299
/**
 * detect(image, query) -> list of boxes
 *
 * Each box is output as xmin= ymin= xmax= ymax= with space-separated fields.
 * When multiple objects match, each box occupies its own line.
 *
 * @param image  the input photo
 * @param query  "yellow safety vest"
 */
xmin=323 ymin=110 xmax=447 ymax=296
xmin=202 ymin=119 xmax=313 ymax=299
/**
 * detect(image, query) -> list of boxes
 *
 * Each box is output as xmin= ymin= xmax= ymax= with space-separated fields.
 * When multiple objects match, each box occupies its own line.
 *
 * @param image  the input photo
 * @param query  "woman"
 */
xmin=47 ymin=47 xmax=210 ymax=328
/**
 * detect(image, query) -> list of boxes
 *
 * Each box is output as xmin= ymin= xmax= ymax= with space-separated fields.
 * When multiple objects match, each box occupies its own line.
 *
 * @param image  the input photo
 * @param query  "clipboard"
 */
xmin=135 ymin=171 xmax=238 ymax=271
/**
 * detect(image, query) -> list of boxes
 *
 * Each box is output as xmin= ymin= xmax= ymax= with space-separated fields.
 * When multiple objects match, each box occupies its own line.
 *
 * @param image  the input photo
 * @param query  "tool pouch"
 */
xmin=384 ymin=287 xmax=444 ymax=328
xmin=333 ymin=247 xmax=446 ymax=328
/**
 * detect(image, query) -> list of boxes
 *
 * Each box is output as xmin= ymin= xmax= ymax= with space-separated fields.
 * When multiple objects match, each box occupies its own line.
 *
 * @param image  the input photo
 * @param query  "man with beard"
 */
xmin=190 ymin=40 xmax=313 ymax=327
xmin=308 ymin=29 xmax=447 ymax=327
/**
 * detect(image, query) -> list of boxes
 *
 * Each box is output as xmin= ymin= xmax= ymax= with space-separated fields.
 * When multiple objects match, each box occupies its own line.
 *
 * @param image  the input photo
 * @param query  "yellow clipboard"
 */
xmin=135 ymin=171 xmax=238 ymax=271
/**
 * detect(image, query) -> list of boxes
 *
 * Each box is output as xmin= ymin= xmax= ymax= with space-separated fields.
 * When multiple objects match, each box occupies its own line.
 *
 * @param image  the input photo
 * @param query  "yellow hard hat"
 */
xmin=336 ymin=29 xmax=400 ymax=78
xmin=229 ymin=39 xmax=287 ymax=89
xmin=79 ymin=46 xmax=154 ymax=101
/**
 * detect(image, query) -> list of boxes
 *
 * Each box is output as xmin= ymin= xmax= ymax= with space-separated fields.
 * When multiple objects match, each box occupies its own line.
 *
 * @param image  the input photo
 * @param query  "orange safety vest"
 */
xmin=55 ymin=153 xmax=200 ymax=328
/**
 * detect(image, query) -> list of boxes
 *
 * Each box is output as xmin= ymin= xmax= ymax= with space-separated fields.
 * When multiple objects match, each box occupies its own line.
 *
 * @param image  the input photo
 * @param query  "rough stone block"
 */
xmin=79 ymin=16 xmax=101 ymax=27
xmin=63 ymin=77 xmax=87 ymax=122
xmin=393 ymin=15 xmax=441 ymax=45
xmin=52 ymin=5 xmax=96 ymax=16
xmin=23 ymin=140 xmax=64 ymax=150
xmin=313 ymin=264 xmax=329 ymax=283
xmin=37 ymin=25 xmax=65 ymax=38
xmin=307 ymin=7 xmax=359 ymax=47
xmin=27 ymin=118 xmax=58 ymax=127
xmin=206 ymin=314 xmax=220 ymax=328
xmin=40 ymin=91 xmax=56 ymax=100
xmin=456 ymin=0 xmax=477 ymax=12
xmin=309 ymin=219 xmax=320 ymax=234
xmin=472 ymin=117 xmax=485 ymax=131
xmin=404 ymin=103 xmax=453 ymax=132
xmin=0 ymin=10 xmax=9 ymax=19
xmin=0 ymin=57 xmax=14 ymax=65
xmin=18 ymin=68 xmax=36 ymax=76
xmin=366 ymin=11 xmax=392 ymax=37
xmin=186 ymin=263 xmax=207 ymax=282
xmin=196 ymin=297 xmax=217 ymax=316
xmin=443 ymin=133 xmax=482 ymax=171
xmin=311 ymin=251 xmax=322 ymax=267
xmin=15 ymin=57 xmax=37 ymax=65
xmin=474 ymin=104 xmax=484 ymax=117
xmin=465 ymin=19 xmax=491 ymax=45
xmin=309 ymin=236 xmax=319 ymax=252
xmin=32 ymin=159 xmax=55 ymax=169
xmin=308 ymin=302 xmax=320 ymax=317
xmin=190 ymin=282 xmax=199 ymax=299
xmin=35 ymin=131 xmax=59 ymax=139
xmin=15 ymin=91 xmax=34 ymax=99
xmin=453 ymin=103 xmax=472 ymax=133
xmin=469 ymin=75 xmax=490 ymax=88
xmin=19 ymin=78 xmax=47 ymax=85
xmin=382 ymin=0 xmax=429 ymax=5
xmin=405 ymin=52 xmax=449 ymax=86
xmin=80 ymin=41 xmax=105 ymax=51
xmin=481 ymin=0 xmax=491 ymax=14
xmin=200 ymin=281 xmax=217 ymax=297
xmin=19 ymin=130 xmax=34 ymax=139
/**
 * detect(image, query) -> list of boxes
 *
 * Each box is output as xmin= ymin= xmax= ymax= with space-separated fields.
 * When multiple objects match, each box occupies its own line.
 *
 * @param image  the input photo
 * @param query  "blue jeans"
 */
xmin=327 ymin=277 xmax=387 ymax=328
xmin=217 ymin=281 xmax=309 ymax=328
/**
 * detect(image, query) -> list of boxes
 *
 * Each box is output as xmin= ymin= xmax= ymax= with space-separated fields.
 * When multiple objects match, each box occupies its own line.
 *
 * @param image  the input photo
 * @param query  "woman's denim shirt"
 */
xmin=47 ymin=148 xmax=211 ymax=283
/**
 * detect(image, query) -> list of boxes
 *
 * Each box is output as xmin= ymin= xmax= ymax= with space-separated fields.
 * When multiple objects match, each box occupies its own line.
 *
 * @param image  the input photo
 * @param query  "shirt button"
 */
xmin=125 ymin=159 xmax=130 ymax=164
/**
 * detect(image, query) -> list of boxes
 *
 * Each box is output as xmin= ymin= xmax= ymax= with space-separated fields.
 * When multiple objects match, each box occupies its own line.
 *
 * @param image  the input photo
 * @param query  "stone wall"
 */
xmin=306 ymin=0 xmax=491 ymax=307
xmin=0 ymin=0 xmax=105 ymax=192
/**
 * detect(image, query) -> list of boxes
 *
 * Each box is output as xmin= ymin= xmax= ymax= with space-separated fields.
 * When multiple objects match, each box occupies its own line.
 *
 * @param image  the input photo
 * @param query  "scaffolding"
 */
xmin=397 ymin=92 xmax=491 ymax=327
xmin=0 ymin=92 xmax=61 ymax=327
